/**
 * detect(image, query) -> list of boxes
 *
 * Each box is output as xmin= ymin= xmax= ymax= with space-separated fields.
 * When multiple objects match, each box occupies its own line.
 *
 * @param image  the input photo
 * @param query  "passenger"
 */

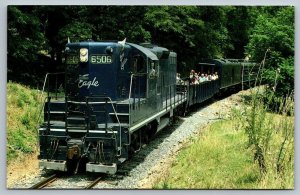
xmin=190 ymin=70 xmax=196 ymax=84
xmin=176 ymin=73 xmax=184 ymax=85
xmin=176 ymin=73 xmax=179 ymax=83
xmin=215 ymin=72 xmax=219 ymax=79
xmin=199 ymin=73 xmax=206 ymax=83
xmin=208 ymin=74 xmax=212 ymax=81
xmin=211 ymin=73 xmax=216 ymax=80
xmin=204 ymin=74 xmax=209 ymax=81
xmin=149 ymin=63 xmax=156 ymax=77
xmin=194 ymin=73 xmax=199 ymax=84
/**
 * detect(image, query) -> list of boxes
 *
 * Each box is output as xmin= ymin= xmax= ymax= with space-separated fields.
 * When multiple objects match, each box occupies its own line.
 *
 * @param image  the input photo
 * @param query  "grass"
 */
xmin=6 ymin=81 xmax=42 ymax=163
xmin=154 ymin=120 xmax=260 ymax=189
xmin=153 ymin=110 xmax=294 ymax=189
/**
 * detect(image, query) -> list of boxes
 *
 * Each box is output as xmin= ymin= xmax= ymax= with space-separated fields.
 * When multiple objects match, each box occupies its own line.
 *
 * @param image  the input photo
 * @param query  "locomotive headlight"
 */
xmin=80 ymin=48 xmax=88 ymax=62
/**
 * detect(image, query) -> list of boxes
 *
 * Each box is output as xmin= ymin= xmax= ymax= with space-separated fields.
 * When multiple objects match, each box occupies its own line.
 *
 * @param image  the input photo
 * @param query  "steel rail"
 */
xmin=29 ymin=174 xmax=58 ymax=189
xmin=84 ymin=176 xmax=102 ymax=189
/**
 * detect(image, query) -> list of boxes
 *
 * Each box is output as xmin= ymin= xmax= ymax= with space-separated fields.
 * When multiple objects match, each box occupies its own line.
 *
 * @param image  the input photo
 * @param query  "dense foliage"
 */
xmin=245 ymin=7 xmax=294 ymax=105
xmin=7 ymin=6 xmax=294 ymax=99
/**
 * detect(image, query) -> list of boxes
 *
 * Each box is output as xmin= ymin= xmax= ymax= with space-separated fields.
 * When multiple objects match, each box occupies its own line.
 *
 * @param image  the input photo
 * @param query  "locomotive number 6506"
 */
xmin=91 ymin=55 xmax=112 ymax=64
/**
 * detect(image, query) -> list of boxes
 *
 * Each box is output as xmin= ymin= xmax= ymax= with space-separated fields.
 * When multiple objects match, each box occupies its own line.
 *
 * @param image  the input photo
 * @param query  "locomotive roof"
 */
xmin=127 ymin=43 xmax=159 ymax=61
xmin=66 ymin=41 xmax=159 ymax=61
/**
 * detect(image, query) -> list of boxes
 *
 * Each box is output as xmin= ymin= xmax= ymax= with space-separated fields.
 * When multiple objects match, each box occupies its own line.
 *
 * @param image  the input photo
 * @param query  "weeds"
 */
xmin=231 ymin=87 xmax=294 ymax=188
xmin=232 ymin=49 xmax=294 ymax=187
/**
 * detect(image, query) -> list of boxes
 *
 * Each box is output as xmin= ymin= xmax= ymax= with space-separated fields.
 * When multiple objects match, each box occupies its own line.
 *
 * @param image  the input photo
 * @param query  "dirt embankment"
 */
xmin=7 ymin=153 xmax=39 ymax=188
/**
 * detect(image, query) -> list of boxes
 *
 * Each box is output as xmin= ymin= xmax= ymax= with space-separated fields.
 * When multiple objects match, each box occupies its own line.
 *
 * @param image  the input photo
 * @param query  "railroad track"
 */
xmin=29 ymin=174 xmax=59 ymax=189
xmin=84 ymin=176 xmax=102 ymax=189
xmin=29 ymin=174 xmax=103 ymax=189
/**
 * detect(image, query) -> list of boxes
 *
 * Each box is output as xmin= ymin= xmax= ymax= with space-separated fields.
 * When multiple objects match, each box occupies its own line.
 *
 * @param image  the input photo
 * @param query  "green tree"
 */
xmin=246 ymin=7 xmax=294 ymax=102
xmin=37 ymin=6 xmax=90 ymax=72
xmin=144 ymin=6 xmax=205 ymax=71
xmin=10 ymin=5 xmax=292 ymax=89
xmin=144 ymin=6 xmax=232 ymax=73
xmin=225 ymin=6 xmax=252 ymax=58
xmin=7 ymin=6 xmax=48 ymax=85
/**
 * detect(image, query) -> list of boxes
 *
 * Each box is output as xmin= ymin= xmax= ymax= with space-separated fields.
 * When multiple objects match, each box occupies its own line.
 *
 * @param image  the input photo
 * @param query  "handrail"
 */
xmin=128 ymin=73 xmax=148 ymax=100
xmin=85 ymin=96 xmax=122 ymax=156
xmin=35 ymin=96 xmax=48 ymax=147
xmin=65 ymin=96 xmax=68 ymax=134
xmin=128 ymin=74 xmax=134 ymax=100
xmin=36 ymin=97 xmax=48 ymax=129
xmin=40 ymin=72 xmax=65 ymax=100
xmin=38 ymin=72 xmax=65 ymax=117
xmin=107 ymin=96 xmax=122 ymax=156
xmin=36 ymin=72 xmax=65 ymax=140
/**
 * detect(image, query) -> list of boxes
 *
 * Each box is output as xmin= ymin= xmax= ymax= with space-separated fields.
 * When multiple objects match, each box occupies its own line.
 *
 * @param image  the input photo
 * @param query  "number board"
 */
xmin=90 ymin=55 xmax=113 ymax=64
xmin=66 ymin=55 xmax=79 ymax=64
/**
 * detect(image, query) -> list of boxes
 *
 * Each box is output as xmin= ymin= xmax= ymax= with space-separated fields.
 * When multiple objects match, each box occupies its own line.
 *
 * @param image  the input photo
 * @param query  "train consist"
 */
xmin=38 ymin=40 xmax=259 ymax=174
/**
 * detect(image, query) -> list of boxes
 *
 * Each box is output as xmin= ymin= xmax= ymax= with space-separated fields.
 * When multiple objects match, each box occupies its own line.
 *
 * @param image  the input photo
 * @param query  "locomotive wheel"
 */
xmin=128 ymin=146 xmax=135 ymax=158
xmin=177 ymin=105 xmax=186 ymax=117
xmin=148 ymin=122 xmax=158 ymax=139
xmin=143 ymin=134 xmax=149 ymax=144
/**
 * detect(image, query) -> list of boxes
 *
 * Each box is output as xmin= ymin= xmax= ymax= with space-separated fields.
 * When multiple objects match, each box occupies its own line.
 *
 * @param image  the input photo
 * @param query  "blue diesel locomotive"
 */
xmin=38 ymin=40 xmax=258 ymax=174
